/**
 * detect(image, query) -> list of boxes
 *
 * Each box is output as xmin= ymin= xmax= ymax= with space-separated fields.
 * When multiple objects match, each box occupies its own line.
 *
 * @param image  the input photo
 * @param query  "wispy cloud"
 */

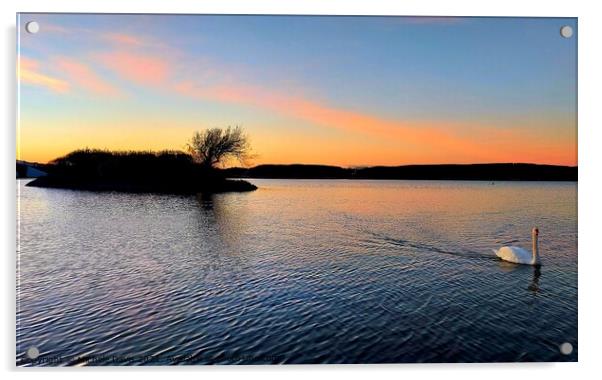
xmin=102 ymin=32 xmax=166 ymax=49
xmin=173 ymin=81 xmax=498 ymax=161
xmin=103 ymin=33 xmax=145 ymax=46
xmin=54 ymin=57 xmax=122 ymax=96
xmin=19 ymin=56 xmax=69 ymax=93
xmin=173 ymin=79 xmax=577 ymax=164
xmin=96 ymin=51 xmax=170 ymax=87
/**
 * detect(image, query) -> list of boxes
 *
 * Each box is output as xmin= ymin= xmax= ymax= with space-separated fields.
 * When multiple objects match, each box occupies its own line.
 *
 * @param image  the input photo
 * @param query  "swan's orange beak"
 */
xmin=533 ymin=228 xmax=539 ymax=235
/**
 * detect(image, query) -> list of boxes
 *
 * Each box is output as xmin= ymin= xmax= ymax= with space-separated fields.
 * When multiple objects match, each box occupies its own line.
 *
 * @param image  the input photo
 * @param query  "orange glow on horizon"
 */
xmin=18 ymin=75 xmax=577 ymax=167
xmin=17 ymin=117 xmax=577 ymax=167
xmin=17 ymin=25 xmax=576 ymax=168
xmin=173 ymin=82 xmax=577 ymax=167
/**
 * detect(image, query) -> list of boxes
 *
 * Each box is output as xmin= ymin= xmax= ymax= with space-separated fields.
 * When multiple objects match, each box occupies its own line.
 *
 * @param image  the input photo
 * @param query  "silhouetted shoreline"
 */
xmin=221 ymin=163 xmax=577 ymax=181
xmin=19 ymin=152 xmax=577 ymax=195
xmin=27 ymin=176 xmax=257 ymax=194
xmin=23 ymin=150 xmax=257 ymax=194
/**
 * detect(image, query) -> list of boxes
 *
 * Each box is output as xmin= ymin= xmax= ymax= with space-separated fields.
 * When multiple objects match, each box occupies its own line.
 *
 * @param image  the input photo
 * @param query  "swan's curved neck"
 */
xmin=532 ymin=233 xmax=540 ymax=265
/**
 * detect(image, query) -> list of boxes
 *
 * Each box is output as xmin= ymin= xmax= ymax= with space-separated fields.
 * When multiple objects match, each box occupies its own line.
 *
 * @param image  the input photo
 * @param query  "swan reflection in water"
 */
xmin=498 ymin=260 xmax=542 ymax=295
xmin=527 ymin=266 xmax=541 ymax=294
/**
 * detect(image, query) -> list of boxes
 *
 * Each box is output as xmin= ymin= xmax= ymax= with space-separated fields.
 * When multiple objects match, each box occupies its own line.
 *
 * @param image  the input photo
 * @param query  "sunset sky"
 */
xmin=17 ymin=14 xmax=577 ymax=166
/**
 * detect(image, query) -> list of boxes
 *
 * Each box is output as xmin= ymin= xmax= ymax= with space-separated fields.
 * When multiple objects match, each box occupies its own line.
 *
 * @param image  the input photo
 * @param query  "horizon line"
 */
xmin=17 ymin=157 xmax=578 ymax=169
xmin=224 ymin=162 xmax=579 ymax=169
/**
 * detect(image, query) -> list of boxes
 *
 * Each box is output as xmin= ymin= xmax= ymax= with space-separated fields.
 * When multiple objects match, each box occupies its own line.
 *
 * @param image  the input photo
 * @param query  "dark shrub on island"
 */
xmin=27 ymin=149 xmax=257 ymax=194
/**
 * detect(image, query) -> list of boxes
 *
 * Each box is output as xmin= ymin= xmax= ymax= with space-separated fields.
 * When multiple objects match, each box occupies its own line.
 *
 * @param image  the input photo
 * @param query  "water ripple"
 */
xmin=17 ymin=179 xmax=577 ymax=365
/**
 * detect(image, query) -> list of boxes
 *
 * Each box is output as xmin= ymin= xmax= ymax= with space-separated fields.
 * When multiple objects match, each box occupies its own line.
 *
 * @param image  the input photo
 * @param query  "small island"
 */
xmin=26 ymin=127 xmax=257 ymax=194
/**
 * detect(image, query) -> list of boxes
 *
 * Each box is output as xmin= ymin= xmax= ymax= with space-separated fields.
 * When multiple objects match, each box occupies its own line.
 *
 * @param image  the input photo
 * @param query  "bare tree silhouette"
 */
xmin=187 ymin=126 xmax=251 ymax=168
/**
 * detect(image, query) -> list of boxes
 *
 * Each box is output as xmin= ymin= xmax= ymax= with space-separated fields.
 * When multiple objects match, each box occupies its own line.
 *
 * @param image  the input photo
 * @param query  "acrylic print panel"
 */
xmin=16 ymin=14 xmax=577 ymax=366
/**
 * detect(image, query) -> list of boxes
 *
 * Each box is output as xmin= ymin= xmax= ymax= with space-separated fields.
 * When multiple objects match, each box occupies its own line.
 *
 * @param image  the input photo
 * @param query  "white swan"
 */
xmin=495 ymin=227 xmax=541 ymax=266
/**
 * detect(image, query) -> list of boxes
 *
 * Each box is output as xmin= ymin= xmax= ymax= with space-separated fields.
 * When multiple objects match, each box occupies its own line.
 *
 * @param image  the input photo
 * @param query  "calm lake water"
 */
xmin=16 ymin=179 xmax=577 ymax=365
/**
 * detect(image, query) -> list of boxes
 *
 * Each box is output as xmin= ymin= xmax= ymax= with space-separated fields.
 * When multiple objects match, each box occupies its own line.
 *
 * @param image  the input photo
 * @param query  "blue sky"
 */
xmin=18 ymin=14 xmax=577 ymax=166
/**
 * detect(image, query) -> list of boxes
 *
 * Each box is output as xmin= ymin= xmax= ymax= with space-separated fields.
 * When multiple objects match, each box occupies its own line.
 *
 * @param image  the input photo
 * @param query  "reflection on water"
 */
xmin=196 ymin=193 xmax=215 ymax=211
xmin=17 ymin=179 xmax=577 ymax=365
xmin=497 ymin=260 xmax=542 ymax=294
xmin=529 ymin=267 xmax=542 ymax=294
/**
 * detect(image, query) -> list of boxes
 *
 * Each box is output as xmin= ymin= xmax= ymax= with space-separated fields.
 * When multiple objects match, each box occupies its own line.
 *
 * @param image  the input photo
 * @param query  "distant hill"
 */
xmin=221 ymin=163 xmax=577 ymax=181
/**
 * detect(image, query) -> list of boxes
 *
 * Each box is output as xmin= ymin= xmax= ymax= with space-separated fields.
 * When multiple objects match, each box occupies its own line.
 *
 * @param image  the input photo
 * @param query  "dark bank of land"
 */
xmin=20 ymin=151 xmax=577 ymax=195
xmin=24 ymin=150 xmax=257 ymax=194
xmin=221 ymin=163 xmax=577 ymax=181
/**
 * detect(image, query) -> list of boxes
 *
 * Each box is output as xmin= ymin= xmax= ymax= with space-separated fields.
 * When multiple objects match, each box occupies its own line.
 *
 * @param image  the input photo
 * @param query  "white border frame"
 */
xmin=3 ymin=1 xmax=601 ymax=379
